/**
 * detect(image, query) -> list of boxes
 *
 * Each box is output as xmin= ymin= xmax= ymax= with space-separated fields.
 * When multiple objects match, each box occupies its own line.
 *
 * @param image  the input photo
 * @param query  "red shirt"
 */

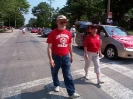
xmin=46 ymin=29 xmax=72 ymax=56
xmin=83 ymin=34 xmax=101 ymax=52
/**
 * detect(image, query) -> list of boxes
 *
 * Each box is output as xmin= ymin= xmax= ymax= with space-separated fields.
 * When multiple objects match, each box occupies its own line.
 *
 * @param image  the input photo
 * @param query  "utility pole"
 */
xmin=107 ymin=0 xmax=111 ymax=14
xmin=48 ymin=0 xmax=54 ymax=22
xmin=9 ymin=17 xmax=10 ymax=27
xmin=8 ymin=13 xmax=10 ymax=27
xmin=107 ymin=0 xmax=111 ymax=23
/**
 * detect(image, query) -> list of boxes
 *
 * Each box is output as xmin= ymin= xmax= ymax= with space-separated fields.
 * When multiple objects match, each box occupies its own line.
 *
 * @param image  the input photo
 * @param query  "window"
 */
xmin=105 ymin=26 xmax=129 ymax=36
xmin=78 ymin=25 xmax=88 ymax=33
xmin=98 ymin=26 xmax=105 ymax=35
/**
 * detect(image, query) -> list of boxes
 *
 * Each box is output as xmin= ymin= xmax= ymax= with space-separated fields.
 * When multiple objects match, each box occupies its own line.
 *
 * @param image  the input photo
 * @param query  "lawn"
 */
xmin=128 ymin=30 xmax=133 ymax=35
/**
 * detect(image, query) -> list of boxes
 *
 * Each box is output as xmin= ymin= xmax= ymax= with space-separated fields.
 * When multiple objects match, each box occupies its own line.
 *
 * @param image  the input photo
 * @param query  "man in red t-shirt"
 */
xmin=46 ymin=15 xmax=80 ymax=98
xmin=83 ymin=24 xmax=104 ymax=85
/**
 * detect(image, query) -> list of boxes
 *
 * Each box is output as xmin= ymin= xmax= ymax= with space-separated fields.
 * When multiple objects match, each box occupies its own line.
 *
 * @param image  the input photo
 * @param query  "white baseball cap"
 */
xmin=56 ymin=15 xmax=68 ymax=21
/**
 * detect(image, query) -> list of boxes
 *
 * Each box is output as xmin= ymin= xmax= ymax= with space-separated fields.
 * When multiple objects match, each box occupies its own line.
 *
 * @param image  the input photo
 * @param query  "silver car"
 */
xmin=99 ymin=25 xmax=133 ymax=60
xmin=75 ymin=24 xmax=133 ymax=60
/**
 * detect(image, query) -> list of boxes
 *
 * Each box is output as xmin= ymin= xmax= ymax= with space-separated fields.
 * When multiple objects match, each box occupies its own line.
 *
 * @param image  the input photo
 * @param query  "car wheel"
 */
xmin=105 ymin=45 xmax=118 ymax=60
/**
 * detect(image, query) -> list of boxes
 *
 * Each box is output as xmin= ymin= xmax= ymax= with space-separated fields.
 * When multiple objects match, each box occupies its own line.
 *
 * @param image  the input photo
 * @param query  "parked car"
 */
xmin=75 ymin=24 xmax=133 ymax=60
xmin=42 ymin=28 xmax=52 ymax=37
xmin=0 ymin=26 xmax=8 ymax=31
xmin=31 ymin=28 xmax=38 ymax=33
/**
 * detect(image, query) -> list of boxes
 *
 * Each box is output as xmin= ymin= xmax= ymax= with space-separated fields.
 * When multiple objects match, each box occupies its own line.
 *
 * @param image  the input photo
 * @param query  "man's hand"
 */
xmin=70 ymin=56 xmax=73 ymax=63
xmin=49 ymin=59 xmax=55 ymax=67
xmin=84 ymin=47 xmax=89 ymax=60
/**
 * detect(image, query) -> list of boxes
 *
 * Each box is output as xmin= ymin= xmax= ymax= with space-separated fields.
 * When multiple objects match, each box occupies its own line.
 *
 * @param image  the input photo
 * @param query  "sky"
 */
xmin=24 ymin=0 xmax=67 ymax=24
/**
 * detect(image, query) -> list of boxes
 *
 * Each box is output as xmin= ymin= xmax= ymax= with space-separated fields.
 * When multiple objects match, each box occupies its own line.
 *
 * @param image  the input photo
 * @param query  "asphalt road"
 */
xmin=0 ymin=29 xmax=133 ymax=99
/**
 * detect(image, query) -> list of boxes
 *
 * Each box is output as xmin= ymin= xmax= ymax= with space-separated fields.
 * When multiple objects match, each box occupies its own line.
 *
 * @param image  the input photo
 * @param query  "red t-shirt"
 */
xmin=83 ymin=34 xmax=101 ymax=52
xmin=46 ymin=29 xmax=72 ymax=56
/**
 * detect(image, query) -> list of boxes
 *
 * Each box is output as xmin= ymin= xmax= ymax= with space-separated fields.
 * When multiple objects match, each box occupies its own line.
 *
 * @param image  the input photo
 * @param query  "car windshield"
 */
xmin=105 ymin=26 xmax=129 ymax=36
xmin=79 ymin=25 xmax=89 ymax=29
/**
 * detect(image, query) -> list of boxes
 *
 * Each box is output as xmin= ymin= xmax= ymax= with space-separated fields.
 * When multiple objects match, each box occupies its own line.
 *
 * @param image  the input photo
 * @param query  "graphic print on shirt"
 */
xmin=56 ymin=34 xmax=69 ymax=47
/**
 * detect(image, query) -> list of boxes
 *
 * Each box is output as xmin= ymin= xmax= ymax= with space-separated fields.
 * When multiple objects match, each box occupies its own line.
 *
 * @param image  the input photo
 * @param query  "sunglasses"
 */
xmin=60 ymin=21 xmax=67 ymax=25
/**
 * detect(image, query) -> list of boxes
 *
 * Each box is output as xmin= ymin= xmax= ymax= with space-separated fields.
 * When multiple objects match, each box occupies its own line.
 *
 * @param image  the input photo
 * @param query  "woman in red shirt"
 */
xmin=83 ymin=24 xmax=104 ymax=84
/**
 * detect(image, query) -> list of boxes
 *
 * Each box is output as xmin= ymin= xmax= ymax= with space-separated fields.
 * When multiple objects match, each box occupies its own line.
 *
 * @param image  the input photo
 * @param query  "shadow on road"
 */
xmin=74 ymin=76 xmax=102 ymax=89
xmin=4 ymin=82 xmax=68 ymax=99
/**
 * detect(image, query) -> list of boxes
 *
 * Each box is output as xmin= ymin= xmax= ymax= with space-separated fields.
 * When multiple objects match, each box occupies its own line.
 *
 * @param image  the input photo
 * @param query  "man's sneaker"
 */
xmin=54 ymin=86 xmax=60 ymax=92
xmin=69 ymin=93 xmax=80 ymax=99
xmin=84 ymin=74 xmax=89 ymax=80
xmin=97 ymin=80 xmax=104 ymax=84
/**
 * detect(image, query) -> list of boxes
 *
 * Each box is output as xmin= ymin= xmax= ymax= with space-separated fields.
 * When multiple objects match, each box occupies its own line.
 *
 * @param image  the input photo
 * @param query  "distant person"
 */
xmin=70 ymin=25 xmax=76 ymax=43
xmin=46 ymin=15 xmax=80 ymax=98
xmin=11 ymin=27 xmax=13 ymax=32
xmin=109 ymin=19 xmax=113 ymax=25
xmin=42 ymin=27 xmax=45 ymax=32
xmin=83 ymin=24 xmax=104 ymax=84
xmin=22 ymin=27 xmax=26 ymax=35
xmin=99 ymin=21 xmax=101 ymax=25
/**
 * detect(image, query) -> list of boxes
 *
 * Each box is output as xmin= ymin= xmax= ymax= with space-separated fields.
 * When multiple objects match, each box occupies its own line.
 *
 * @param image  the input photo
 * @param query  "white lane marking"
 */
xmin=0 ymin=73 xmax=82 ymax=99
xmin=89 ymin=72 xmax=133 ymax=99
xmin=73 ymin=67 xmax=133 ymax=99
xmin=0 ymin=77 xmax=51 ymax=99
xmin=101 ymin=62 xmax=133 ymax=79
xmin=44 ymin=77 xmax=83 ymax=99
xmin=0 ymin=62 xmax=132 ymax=99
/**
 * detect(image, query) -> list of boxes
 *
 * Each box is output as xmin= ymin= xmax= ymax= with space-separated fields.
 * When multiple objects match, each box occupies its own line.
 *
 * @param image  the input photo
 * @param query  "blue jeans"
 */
xmin=51 ymin=53 xmax=75 ymax=96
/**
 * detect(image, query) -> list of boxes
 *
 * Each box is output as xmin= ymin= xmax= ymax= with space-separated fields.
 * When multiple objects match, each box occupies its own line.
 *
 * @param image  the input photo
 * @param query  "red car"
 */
xmin=31 ymin=28 xmax=38 ymax=33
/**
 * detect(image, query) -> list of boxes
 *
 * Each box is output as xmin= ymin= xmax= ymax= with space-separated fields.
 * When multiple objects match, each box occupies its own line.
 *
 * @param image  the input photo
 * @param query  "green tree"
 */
xmin=28 ymin=18 xmax=37 ymax=27
xmin=51 ymin=7 xmax=60 ymax=29
xmin=32 ymin=2 xmax=51 ymax=27
xmin=4 ymin=11 xmax=25 ymax=28
xmin=0 ymin=0 xmax=30 ymax=27
xmin=59 ymin=0 xmax=103 ymax=25
xmin=128 ymin=8 xmax=133 ymax=18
